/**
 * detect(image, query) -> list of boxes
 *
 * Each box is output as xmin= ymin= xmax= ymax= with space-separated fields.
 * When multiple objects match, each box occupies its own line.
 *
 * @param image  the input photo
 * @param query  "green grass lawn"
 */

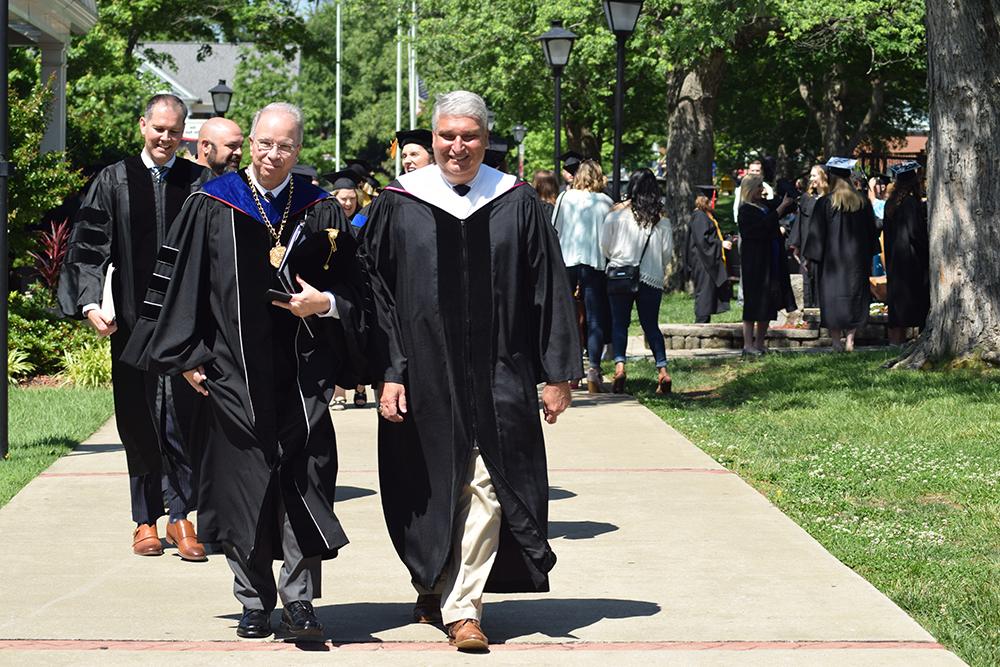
xmin=1 ymin=386 xmax=115 ymax=507
xmin=624 ymin=351 xmax=999 ymax=667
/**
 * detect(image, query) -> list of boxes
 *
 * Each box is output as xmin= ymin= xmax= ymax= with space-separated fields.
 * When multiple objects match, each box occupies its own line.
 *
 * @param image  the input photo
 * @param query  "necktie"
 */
xmin=453 ymin=183 xmax=471 ymax=197
xmin=150 ymin=165 xmax=168 ymax=183
xmin=265 ymin=191 xmax=275 ymax=202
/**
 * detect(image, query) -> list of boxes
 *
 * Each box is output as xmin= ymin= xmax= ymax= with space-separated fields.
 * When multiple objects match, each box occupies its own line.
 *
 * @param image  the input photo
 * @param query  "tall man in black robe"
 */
xmin=363 ymin=90 xmax=580 ymax=651
xmin=122 ymin=103 xmax=369 ymax=641
xmin=59 ymin=94 xmax=210 ymax=561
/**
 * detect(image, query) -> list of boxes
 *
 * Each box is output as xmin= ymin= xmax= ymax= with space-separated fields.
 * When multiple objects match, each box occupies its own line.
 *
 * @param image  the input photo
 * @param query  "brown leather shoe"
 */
xmin=412 ymin=594 xmax=442 ymax=624
xmin=165 ymin=519 xmax=207 ymax=562
xmin=447 ymin=618 xmax=488 ymax=651
xmin=132 ymin=524 xmax=163 ymax=556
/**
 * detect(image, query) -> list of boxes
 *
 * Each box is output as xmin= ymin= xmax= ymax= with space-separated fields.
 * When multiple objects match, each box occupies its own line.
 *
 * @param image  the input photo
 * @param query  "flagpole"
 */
xmin=395 ymin=6 xmax=403 ymax=175
xmin=408 ymin=0 xmax=417 ymax=129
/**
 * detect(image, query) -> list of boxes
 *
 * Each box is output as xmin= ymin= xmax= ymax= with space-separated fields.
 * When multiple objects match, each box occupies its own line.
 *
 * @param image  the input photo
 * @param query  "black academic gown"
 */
xmin=883 ymin=195 xmax=930 ymax=328
xmin=361 ymin=165 xmax=581 ymax=594
xmin=58 ymin=156 xmax=209 ymax=477
xmin=737 ymin=203 xmax=797 ymax=322
xmin=687 ymin=209 xmax=731 ymax=323
xmin=790 ymin=193 xmax=822 ymax=308
xmin=805 ymin=197 xmax=879 ymax=330
xmin=121 ymin=170 xmax=369 ymax=563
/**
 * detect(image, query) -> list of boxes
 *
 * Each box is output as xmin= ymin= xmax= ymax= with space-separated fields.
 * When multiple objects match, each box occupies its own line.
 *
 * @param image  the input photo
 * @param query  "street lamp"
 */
xmin=512 ymin=123 xmax=527 ymax=179
xmin=603 ymin=0 xmax=643 ymax=201
xmin=536 ymin=20 xmax=576 ymax=178
xmin=209 ymin=79 xmax=234 ymax=118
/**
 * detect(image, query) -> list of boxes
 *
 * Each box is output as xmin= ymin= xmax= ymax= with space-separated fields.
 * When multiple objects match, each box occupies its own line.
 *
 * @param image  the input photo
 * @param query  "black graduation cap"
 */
xmin=322 ymin=169 xmax=361 ymax=191
xmin=483 ymin=134 xmax=512 ymax=169
xmin=824 ymin=156 xmax=857 ymax=178
xmin=396 ymin=128 xmax=433 ymax=154
xmin=889 ymin=160 xmax=921 ymax=180
xmin=290 ymin=164 xmax=318 ymax=182
xmin=695 ymin=184 xmax=718 ymax=197
xmin=560 ymin=150 xmax=584 ymax=176
xmin=345 ymin=159 xmax=381 ymax=192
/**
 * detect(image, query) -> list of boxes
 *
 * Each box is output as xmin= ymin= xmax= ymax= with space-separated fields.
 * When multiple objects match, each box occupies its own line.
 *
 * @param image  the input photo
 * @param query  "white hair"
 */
xmin=250 ymin=102 xmax=304 ymax=144
xmin=432 ymin=91 xmax=488 ymax=134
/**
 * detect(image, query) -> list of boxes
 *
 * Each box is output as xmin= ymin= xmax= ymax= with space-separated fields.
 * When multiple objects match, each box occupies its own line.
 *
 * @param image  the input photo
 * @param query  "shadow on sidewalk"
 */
xmin=67 ymin=442 xmax=124 ymax=456
xmin=548 ymin=520 xmax=618 ymax=540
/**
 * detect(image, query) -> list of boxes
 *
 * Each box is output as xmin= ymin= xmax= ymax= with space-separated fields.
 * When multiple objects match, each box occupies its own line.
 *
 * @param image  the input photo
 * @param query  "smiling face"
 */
xmin=139 ymin=103 xmax=185 ymax=165
xmin=334 ymin=188 xmax=358 ymax=217
xmin=250 ymin=110 xmax=301 ymax=189
xmin=433 ymin=115 xmax=486 ymax=184
xmin=401 ymin=143 xmax=433 ymax=173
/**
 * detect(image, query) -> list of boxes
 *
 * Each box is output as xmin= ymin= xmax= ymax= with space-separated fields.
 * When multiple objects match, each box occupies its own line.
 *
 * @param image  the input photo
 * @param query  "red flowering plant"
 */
xmin=27 ymin=218 xmax=71 ymax=291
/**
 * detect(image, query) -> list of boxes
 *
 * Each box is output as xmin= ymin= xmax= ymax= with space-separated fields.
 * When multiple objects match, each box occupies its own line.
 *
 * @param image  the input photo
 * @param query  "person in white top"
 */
xmin=552 ymin=160 xmax=614 ymax=391
xmin=600 ymin=168 xmax=674 ymax=394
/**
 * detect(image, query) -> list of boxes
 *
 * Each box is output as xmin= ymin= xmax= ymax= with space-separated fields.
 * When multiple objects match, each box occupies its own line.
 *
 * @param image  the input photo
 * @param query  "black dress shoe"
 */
xmin=236 ymin=608 xmax=272 ymax=639
xmin=279 ymin=600 xmax=325 ymax=642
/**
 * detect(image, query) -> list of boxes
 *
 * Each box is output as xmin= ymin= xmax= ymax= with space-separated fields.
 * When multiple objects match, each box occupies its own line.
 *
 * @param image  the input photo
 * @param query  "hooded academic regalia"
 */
xmin=687 ymin=208 xmax=731 ymax=323
xmin=121 ymin=169 xmax=370 ymax=562
xmin=59 ymin=156 xmax=210 ymax=477
xmin=883 ymin=162 xmax=929 ymax=328
xmin=361 ymin=163 xmax=581 ymax=594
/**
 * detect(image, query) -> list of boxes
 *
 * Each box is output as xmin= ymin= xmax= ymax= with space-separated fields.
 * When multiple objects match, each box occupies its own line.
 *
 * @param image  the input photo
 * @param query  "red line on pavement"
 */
xmin=39 ymin=467 xmax=732 ymax=478
xmin=0 ymin=639 xmax=947 ymax=653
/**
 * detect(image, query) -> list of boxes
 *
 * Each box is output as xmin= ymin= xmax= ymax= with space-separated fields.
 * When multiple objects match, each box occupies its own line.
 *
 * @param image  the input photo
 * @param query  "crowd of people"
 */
xmin=53 ymin=84 xmax=930 ymax=651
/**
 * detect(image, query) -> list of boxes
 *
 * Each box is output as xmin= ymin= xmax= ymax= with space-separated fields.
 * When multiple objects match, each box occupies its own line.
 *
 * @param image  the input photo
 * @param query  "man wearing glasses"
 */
xmin=123 ymin=102 xmax=370 ymax=641
xmin=60 ymin=94 xmax=211 ymax=563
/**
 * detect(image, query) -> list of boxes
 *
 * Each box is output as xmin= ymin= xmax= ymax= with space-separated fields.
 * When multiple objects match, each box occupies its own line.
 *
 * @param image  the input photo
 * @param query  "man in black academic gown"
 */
xmin=59 ymin=94 xmax=210 ymax=562
xmin=122 ymin=102 xmax=369 ymax=641
xmin=363 ymin=90 xmax=580 ymax=651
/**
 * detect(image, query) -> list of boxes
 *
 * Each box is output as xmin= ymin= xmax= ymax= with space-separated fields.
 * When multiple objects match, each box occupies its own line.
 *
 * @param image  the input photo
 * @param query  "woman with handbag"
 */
xmin=553 ymin=160 xmax=614 ymax=392
xmin=600 ymin=169 xmax=674 ymax=394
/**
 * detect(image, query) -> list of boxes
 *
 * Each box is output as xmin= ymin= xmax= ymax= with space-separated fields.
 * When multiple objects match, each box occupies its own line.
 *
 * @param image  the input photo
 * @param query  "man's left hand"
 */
xmin=541 ymin=381 xmax=572 ymax=424
xmin=272 ymin=275 xmax=331 ymax=318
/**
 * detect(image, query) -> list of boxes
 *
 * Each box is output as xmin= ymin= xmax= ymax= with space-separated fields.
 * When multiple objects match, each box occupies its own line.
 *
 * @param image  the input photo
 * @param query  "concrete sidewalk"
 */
xmin=0 ymin=391 xmax=964 ymax=665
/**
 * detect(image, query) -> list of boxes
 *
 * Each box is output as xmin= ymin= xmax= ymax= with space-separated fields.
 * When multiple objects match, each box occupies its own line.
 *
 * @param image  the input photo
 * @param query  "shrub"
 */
xmin=7 ymin=349 xmax=36 ymax=385
xmin=62 ymin=338 xmax=112 ymax=388
xmin=8 ymin=285 xmax=96 ymax=375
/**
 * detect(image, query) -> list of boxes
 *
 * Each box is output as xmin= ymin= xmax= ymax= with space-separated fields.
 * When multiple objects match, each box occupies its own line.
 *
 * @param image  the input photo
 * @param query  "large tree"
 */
xmin=891 ymin=1 xmax=1000 ymax=367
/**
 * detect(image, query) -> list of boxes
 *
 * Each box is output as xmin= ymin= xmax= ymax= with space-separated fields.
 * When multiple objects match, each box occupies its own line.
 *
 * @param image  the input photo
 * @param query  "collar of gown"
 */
xmin=391 ymin=164 xmax=520 ymax=220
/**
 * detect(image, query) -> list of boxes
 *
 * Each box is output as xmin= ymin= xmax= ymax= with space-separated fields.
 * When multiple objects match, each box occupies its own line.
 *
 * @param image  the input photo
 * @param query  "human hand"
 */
xmin=272 ymin=275 xmax=331 ymax=318
xmin=778 ymin=194 xmax=795 ymax=214
xmin=86 ymin=309 xmax=117 ymax=337
xmin=723 ymin=240 xmax=733 ymax=250
xmin=541 ymin=381 xmax=572 ymax=424
xmin=377 ymin=381 xmax=408 ymax=422
xmin=183 ymin=366 xmax=209 ymax=396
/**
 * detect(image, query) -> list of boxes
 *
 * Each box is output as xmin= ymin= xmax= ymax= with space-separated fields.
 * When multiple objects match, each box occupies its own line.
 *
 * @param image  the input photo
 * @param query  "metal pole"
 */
xmin=408 ymin=0 xmax=417 ymax=129
xmin=0 ymin=0 xmax=9 ymax=459
xmin=334 ymin=0 xmax=342 ymax=170
xmin=518 ymin=142 xmax=525 ymax=180
xmin=395 ymin=7 xmax=402 ymax=176
xmin=612 ymin=33 xmax=626 ymax=202
xmin=553 ymin=67 xmax=562 ymax=181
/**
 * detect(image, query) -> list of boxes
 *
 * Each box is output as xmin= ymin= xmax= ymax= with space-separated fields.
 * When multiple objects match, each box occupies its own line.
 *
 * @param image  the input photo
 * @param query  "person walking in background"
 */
xmin=789 ymin=165 xmax=829 ymax=308
xmin=396 ymin=128 xmax=435 ymax=173
xmin=601 ymin=168 xmax=674 ymax=394
xmin=687 ymin=188 xmax=732 ymax=323
xmin=552 ymin=160 xmax=614 ymax=392
xmin=59 ymin=94 xmax=210 ymax=561
xmin=196 ymin=117 xmax=244 ymax=177
xmin=737 ymin=174 xmax=797 ymax=356
xmin=882 ymin=161 xmax=930 ymax=345
xmin=532 ymin=169 xmax=559 ymax=222
xmin=805 ymin=158 xmax=879 ymax=352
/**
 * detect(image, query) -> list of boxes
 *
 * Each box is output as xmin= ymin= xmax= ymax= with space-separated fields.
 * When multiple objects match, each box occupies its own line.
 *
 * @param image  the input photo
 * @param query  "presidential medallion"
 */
xmin=269 ymin=244 xmax=286 ymax=268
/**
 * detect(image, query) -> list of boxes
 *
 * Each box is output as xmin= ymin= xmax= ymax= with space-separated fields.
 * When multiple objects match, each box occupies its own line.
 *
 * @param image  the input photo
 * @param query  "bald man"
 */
xmin=197 ymin=117 xmax=244 ymax=176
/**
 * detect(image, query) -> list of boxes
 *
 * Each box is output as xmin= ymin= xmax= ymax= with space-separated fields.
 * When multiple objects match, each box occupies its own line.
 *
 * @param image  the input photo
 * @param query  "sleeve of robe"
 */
xmin=358 ymin=192 xmax=409 ymax=385
xmin=523 ymin=192 xmax=582 ymax=384
xmin=689 ymin=211 xmax=727 ymax=286
xmin=58 ymin=168 xmax=116 ymax=318
xmin=802 ymin=197 xmax=829 ymax=263
xmin=737 ymin=203 xmax=781 ymax=242
xmin=119 ymin=195 xmax=216 ymax=375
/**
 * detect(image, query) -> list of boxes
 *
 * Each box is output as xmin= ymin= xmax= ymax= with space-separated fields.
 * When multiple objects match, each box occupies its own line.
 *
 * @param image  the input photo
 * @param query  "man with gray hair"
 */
xmin=123 ymin=101 xmax=371 ymax=641
xmin=363 ymin=90 xmax=580 ymax=650
xmin=60 ymin=93 xmax=211 ymax=562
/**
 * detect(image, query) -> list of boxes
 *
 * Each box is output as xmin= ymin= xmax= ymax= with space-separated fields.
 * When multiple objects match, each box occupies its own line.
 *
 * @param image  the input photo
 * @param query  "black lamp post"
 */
xmin=209 ymin=79 xmax=234 ymax=118
xmin=1 ymin=0 xmax=9 ymax=460
xmin=512 ymin=123 xmax=527 ymax=179
xmin=603 ymin=0 xmax=643 ymax=201
xmin=536 ymin=20 xmax=576 ymax=179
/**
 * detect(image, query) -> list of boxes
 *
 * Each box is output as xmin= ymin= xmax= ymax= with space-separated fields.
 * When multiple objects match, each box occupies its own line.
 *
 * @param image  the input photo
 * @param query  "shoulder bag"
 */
xmin=606 ymin=225 xmax=653 ymax=295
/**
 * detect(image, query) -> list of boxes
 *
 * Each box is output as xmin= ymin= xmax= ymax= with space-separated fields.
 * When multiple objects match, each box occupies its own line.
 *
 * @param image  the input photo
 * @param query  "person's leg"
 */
xmin=276 ymin=506 xmax=325 ymax=641
xmin=158 ymin=378 xmax=205 ymax=561
xmin=741 ymin=321 xmax=755 ymax=353
xmin=580 ymin=266 xmax=608 ymax=373
xmin=636 ymin=285 xmax=670 ymax=390
xmin=830 ymin=327 xmax=844 ymax=352
xmin=439 ymin=448 xmax=502 ymax=648
xmin=845 ymin=328 xmax=856 ymax=352
xmin=754 ymin=321 xmax=769 ymax=352
xmin=607 ymin=291 xmax=633 ymax=391
xmin=130 ymin=473 xmax=164 ymax=555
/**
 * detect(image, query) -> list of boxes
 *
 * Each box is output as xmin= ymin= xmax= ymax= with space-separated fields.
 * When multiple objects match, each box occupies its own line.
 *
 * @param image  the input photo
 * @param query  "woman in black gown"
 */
xmin=688 ymin=193 xmax=732 ymax=323
xmin=882 ymin=161 xmax=929 ymax=344
xmin=788 ymin=165 xmax=829 ymax=308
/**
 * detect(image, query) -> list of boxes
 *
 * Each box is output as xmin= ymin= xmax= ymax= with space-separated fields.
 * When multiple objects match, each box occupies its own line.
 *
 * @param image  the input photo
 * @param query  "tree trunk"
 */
xmin=661 ymin=50 xmax=726 ymax=289
xmin=890 ymin=0 xmax=1000 ymax=368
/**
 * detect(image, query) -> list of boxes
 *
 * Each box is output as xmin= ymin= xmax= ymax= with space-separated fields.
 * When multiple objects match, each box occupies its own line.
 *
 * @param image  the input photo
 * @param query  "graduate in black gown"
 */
xmin=59 ymin=94 xmax=210 ymax=560
xmin=883 ymin=161 xmax=930 ymax=344
xmin=804 ymin=158 xmax=879 ymax=352
xmin=122 ymin=103 xmax=369 ymax=641
xmin=362 ymin=91 xmax=580 ymax=651
xmin=736 ymin=174 xmax=797 ymax=355
xmin=788 ymin=165 xmax=830 ymax=308
xmin=687 ymin=187 xmax=732 ymax=323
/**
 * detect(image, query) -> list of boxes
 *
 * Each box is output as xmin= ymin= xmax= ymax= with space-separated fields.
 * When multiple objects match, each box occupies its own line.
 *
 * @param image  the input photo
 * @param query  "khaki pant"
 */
xmin=416 ymin=447 xmax=502 ymax=625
